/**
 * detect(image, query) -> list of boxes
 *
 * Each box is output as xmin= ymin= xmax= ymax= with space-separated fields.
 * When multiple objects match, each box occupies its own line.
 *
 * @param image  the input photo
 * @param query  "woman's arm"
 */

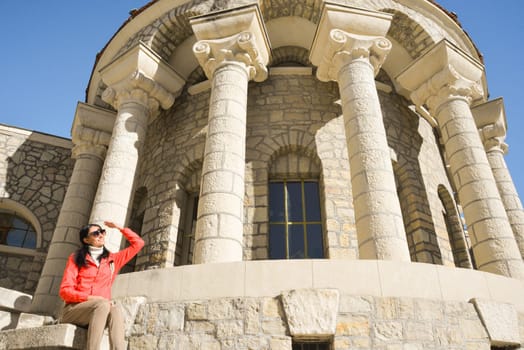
xmin=105 ymin=221 xmax=145 ymax=271
xmin=59 ymin=254 xmax=89 ymax=303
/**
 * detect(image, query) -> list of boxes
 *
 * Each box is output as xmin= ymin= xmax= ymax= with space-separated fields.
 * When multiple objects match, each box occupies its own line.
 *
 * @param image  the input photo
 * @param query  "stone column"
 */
xmin=397 ymin=40 xmax=524 ymax=279
xmin=190 ymin=5 xmax=270 ymax=263
xmin=93 ymin=43 xmax=184 ymax=252
xmin=310 ymin=3 xmax=411 ymax=261
xmin=472 ymin=99 xmax=524 ymax=258
xmin=31 ymin=103 xmax=113 ymax=315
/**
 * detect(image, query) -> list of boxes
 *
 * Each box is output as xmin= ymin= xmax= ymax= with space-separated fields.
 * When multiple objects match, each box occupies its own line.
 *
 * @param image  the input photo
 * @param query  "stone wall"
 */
xmin=243 ymin=72 xmax=351 ymax=260
xmin=0 ymin=126 xmax=73 ymax=293
xmin=380 ymin=90 xmax=462 ymax=267
xmin=130 ymin=71 xmax=464 ymax=267
xmin=122 ymin=293 xmax=506 ymax=349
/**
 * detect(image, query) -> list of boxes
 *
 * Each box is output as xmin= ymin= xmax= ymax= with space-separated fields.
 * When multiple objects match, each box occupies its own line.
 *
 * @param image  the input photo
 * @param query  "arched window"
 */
xmin=175 ymin=166 xmax=202 ymax=266
xmin=0 ymin=209 xmax=37 ymax=249
xmin=175 ymin=193 xmax=198 ymax=266
xmin=269 ymin=180 xmax=323 ymax=259
xmin=437 ymin=185 xmax=472 ymax=268
xmin=120 ymin=187 xmax=147 ymax=273
xmin=268 ymin=150 xmax=324 ymax=259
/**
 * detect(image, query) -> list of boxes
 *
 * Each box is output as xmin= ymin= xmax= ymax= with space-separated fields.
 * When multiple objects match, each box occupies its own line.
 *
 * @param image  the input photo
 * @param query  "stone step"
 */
xmin=0 ymin=287 xmax=32 ymax=313
xmin=0 ymin=310 xmax=55 ymax=331
xmin=0 ymin=324 xmax=110 ymax=350
xmin=0 ymin=324 xmax=86 ymax=350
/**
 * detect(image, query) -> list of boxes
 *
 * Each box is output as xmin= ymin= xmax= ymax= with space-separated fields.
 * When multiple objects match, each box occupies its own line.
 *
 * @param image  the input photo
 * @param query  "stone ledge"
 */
xmin=112 ymin=260 xmax=524 ymax=313
xmin=0 ymin=287 xmax=32 ymax=313
xmin=0 ymin=310 xmax=54 ymax=331
xmin=0 ymin=324 xmax=86 ymax=350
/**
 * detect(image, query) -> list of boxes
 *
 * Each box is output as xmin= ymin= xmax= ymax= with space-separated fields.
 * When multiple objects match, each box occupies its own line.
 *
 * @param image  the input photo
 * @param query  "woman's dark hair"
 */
xmin=74 ymin=224 xmax=110 ymax=268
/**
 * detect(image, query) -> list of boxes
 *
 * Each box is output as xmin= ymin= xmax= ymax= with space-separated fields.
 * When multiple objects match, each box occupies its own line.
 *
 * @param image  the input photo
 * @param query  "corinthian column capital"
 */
xmin=411 ymin=64 xmax=483 ymax=112
xmin=309 ymin=2 xmax=393 ymax=82
xmin=472 ymin=98 xmax=508 ymax=153
xmin=396 ymin=40 xmax=485 ymax=114
xmin=71 ymin=125 xmax=111 ymax=159
xmin=316 ymin=29 xmax=392 ymax=82
xmin=71 ymin=102 xmax=116 ymax=159
xmin=190 ymin=4 xmax=270 ymax=82
xmin=101 ymin=71 xmax=173 ymax=112
xmin=72 ymin=142 xmax=107 ymax=160
xmin=99 ymin=42 xmax=185 ymax=114
xmin=193 ymin=31 xmax=268 ymax=82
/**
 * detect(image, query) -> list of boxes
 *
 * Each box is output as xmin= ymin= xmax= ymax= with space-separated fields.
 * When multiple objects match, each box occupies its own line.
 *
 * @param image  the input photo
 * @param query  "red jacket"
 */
xmin=59 ymin=228 xmax=144 ymax=304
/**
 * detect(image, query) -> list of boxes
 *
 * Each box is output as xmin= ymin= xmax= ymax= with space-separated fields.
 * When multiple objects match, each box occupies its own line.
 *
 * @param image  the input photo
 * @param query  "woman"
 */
xmin=59 ymin=221 xmax=144 ymax=350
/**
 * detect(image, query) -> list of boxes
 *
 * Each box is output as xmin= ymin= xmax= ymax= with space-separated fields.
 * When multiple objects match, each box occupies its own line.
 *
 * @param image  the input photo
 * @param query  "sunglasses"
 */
xmin=89 ymin=229 xmax=106 ymax=237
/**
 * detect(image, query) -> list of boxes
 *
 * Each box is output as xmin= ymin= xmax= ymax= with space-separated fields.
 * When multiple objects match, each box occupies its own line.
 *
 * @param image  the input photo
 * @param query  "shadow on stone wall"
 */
xmin=1 ymin=131 xmax=73 ymax=294
xmin=382 ymin=93 xmax=444 ymax=265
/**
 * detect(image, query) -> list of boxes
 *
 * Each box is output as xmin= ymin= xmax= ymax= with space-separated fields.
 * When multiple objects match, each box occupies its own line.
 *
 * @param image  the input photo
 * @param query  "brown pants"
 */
xmin=60 ymin=299 xmax=125 ymax=350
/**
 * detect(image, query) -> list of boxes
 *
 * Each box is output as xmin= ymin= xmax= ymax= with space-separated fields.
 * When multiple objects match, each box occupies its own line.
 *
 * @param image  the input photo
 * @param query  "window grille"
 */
xmin=269 ymin=180 xmax=323 ymax=259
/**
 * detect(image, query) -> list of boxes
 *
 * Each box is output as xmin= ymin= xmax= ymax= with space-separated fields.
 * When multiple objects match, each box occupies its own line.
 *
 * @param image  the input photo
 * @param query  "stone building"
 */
xmin=1 ymin=0 xmax=524 ymax=349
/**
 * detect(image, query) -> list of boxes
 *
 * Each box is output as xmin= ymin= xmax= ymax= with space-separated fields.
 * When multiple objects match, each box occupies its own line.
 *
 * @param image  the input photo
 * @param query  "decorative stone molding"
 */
xmin=310 ymin=1 xmax=393 ymax=82
xmin=471 ymin=298 xmax=520 ymax=346
xmin=99 ymin=42 xmax=184 ymax=114
xmin=318 ymin=29 xmax=392 ymax=82
xmin=396 ymin=39 xmax=484 ymax=113
xmin=193 ymin=31 xmax=268 ymax=82
xmin=190 ymin=4 xmax=270 ymax=82
xmin=72 ymin=102 xmax=116 ymax=133
xmin=71 ymin=141 xmax=107 ymax=160
xmin=101 ymin=72 xmax=173 ymax=112
xmin=280 ymin=289 xmax=339 ymax=337
xmin=71 ymin=103 xmax=115 ymax=159
xmin=472 ymin=98 xmax=508 ymax=153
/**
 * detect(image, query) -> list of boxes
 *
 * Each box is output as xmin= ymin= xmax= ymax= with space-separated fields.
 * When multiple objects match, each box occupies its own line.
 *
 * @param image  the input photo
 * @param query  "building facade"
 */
xmin=1 ymin=0 xmax=524 ymax=349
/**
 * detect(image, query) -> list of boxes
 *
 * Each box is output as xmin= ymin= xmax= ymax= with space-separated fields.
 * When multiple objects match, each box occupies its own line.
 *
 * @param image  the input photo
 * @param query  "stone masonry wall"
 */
xmin=244 ymin=74 xmax=354 ymax=260
xmin=380 ymin=90 xmax=463 ymax=267
xmin=133 ymin=88 xmax=209 ymax=269
xmin=122 ymin=294 xmax=504 ymax=350
xmin=0 ymin=127 xmax=73 ymax=293
xmin=132 ymin=72 xmax=464 ymax=267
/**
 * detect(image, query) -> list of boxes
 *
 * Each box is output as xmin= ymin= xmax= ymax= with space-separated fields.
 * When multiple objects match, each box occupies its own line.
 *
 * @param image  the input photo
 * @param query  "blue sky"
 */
xmin=1 ymin=1 xmax=523 ymax=198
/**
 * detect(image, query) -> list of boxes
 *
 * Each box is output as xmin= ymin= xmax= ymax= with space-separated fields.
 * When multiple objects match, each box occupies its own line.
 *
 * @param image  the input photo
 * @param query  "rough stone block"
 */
xmin=16 ymin=312 xmax=54 ymax=329
xmin=281 ymin=288 xmax=339 ymax=337
xmin=471 ymin=298 xmax=520 ymax=346
xmin=118 ymin=296 xmax=148 ymax=336
xmin=269 ymin=336 xmax=292 ymax=350
xmin=0 ymin=287 xmax=32 ymax=312
xmin=0 ymin=324 xmax=86 ymax=350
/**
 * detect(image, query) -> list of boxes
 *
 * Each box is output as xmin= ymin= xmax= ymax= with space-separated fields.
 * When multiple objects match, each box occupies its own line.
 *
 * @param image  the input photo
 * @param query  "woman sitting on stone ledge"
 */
xmin=58 ymin=221 xmax=144 ymax=350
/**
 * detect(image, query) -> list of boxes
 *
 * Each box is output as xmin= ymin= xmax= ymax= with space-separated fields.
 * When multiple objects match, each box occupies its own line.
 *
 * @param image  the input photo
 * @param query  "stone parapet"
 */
xmin=112 ymin=260 xmax=524 ymax=312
